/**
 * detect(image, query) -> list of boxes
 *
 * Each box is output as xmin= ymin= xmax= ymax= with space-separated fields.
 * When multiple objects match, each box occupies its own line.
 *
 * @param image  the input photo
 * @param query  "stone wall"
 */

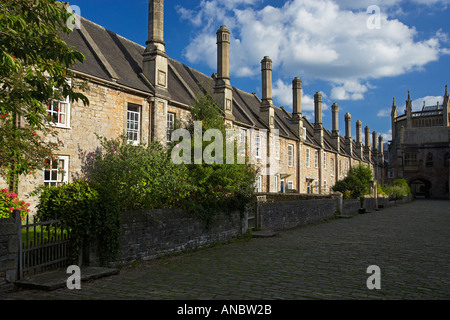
xmin=0 ymin=215 xmax=18 ymax=292
xmin=342 ymin=199 xmax=360 ymax=215
xmin=256 ymin=194 xmax=339 ymax=232
xmin=115 ymin=209 xmax=243 ymax=264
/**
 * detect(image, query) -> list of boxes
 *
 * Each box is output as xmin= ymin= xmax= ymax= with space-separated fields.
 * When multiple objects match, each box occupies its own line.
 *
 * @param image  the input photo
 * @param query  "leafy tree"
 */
xmin=332 ymin=163 xmax=373 ymax=199
xmin=177 ymin=91 xmax=257 ymax=226
xmin=0 ymin=0 xmax=89 ymax=193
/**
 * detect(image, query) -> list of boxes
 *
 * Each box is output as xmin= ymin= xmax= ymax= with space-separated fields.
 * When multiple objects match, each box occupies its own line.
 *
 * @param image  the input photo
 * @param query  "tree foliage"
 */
xmin=0 ymin=0 xmax=88 ymax=192
xmin=332 ymin=163 xmax=373 ymax=199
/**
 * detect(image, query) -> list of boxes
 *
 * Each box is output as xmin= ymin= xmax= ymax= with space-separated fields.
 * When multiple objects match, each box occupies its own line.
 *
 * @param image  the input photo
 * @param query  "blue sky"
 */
xmin=69 ymin=0 xmax=450 ymax=142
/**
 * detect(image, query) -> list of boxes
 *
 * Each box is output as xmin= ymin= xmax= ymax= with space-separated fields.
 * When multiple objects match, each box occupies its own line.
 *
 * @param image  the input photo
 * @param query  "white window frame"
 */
xmin=330 ymin=158 xmax=334 ymax=176
xmin=314 ymin=180 xmax=319 ymax=194
xmin=306 ymin=148 xmax=310 ymax=168
xmin=274 ymin=175 xmax=278 ymax=192
xmin=388 ymin=170 xmax=394 ymax=179
xmin=323 ymin=180 xmax=327 ymax=194
xmin=314 ymin=150 xmax=319 ymax=168
xmin=47 ymin=79 xmax=71 ymax=129
xmin=288 ymin=181 xmax=294 ymax=190
xmin=127 ymin=104 xmax=141 ymax=145
xmin=43 ymin=155 xmax=69 ymax=187
xmin=256 ymin=175 xmax=262 ymax=192
xmin=255 ymin=134 xmax=261 ymax=158
xmin=288 ymin=144 xmax=294 ymax=167
xmin=239 ymin=129 xmax=247 ymax=157
xmin=167 ymin=112 xmax=175 ymax=144
xmin=323 ymin=152 xmax=327 ymax=170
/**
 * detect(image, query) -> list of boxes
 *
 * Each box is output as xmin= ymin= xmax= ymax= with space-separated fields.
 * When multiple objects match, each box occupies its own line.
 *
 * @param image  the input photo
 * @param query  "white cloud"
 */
xmin=177 ymin=0 xmax=449 ymax=102
xmin=381 ymin=129 xmax=392 ymax=142
xmin=411 ymin=95 xmax=444 ymax=111
xmin=377 ymin=108 xmax=391 ymax=117
xmin=272 ymin=79 xmax=328 ymax=115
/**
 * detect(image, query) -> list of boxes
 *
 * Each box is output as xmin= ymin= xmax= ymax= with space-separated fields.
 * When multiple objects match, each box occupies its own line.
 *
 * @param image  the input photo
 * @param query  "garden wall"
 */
xmin=0 ymin=214 xmax=18 ymax=292
xmin=114 ymin=208 xmax=243 ymax=265
xmin=255 ymin=193 xmax=340 ymax=232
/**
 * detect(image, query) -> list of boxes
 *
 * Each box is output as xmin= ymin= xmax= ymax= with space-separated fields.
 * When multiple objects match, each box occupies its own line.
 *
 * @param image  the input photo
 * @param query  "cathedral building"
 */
xmin=8 ymin=0 xmax=385 ymax=206
xmin=387 ymin=88 xmax=450 ymax=199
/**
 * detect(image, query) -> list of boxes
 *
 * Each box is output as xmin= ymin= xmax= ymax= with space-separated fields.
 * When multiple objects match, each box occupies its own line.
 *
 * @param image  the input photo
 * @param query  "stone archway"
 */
xmin=409 ymin=178 xmax=432 ymax=199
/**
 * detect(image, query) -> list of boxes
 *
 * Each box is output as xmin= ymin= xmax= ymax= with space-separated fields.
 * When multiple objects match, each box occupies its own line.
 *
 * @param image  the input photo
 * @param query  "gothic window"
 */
xmin=426 ymin=152 xmax=433 ymax=167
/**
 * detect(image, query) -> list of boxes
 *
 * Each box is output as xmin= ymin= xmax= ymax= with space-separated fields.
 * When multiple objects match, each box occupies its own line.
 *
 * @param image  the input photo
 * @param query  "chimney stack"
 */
xmin=344 ymin=112 xmax=352 ymax=155
xmin=331 ymin=103 xmax=339 ymax=150
xmin=292 ymin=77 xmax=304 ymax=140
xmin=214 ymin=25 xmax=234 ymax=121
xmin=260 ymin=56 xmax=274 ymax=130
xmin=372 ymin=131 xmax=378 ymax=155
xmin=143 ymin=0 xmax=170 ymax=144
xmin=355 ymin=120 xmax=363 ymax=158
xmin=364 ymin=125 xmax=372 ymax=160
xmin=314 ymin=92 xmax=323 ymax=146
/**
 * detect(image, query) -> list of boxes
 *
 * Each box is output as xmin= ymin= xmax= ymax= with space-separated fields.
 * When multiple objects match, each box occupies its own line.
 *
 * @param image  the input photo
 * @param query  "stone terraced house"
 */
xmin=10 ymin=0 xmax=386 ymax=207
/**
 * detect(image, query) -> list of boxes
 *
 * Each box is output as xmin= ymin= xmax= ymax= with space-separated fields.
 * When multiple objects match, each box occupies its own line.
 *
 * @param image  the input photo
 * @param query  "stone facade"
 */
xmin=5 ymin=0 xmax=385 ymax=207
xmin=0 ymin=215 xmax=18 ymax=291
xmin=387 ymin=88 xmax=450 ymax=199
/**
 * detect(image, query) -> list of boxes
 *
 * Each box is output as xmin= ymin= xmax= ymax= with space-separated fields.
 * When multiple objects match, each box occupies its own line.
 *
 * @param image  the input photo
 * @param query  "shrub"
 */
xmin=381 ymin=179 xmax=411 ymax=200
xmin=0 ymin=188 xmax=30 ymax=219
xmin=332 ymin=164 xmax=373 ymax=199
xmin=35 ymin=180 xmax=120 ymax=265
xmin=177 ymin=91 xmax=257 ymax=226
xmin=85 ymin=135 xmax=193 ymax=212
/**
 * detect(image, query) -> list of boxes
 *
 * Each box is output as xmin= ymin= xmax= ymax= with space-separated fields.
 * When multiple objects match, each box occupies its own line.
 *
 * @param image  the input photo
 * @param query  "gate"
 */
xmin=18 ymin=214 xmax=72 ymax=280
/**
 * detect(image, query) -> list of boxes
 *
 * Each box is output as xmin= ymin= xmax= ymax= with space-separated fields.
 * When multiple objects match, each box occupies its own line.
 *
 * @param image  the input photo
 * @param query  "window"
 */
xmin=306 ymin=148 xmax=310 ymax=168
xmin=288 ymin=181 xmax=294 ymax=190
xmin=255 ymin=134 xmax=261 ymax=158
xmin=404 ymin=153 xmax=417 ymax=166
xmin=256 ymin=175 xmax=262 ymax=192
xmin=167 ymin=112 xmax=175 ymax=143
xmin=388 ymin=170 xmax=394 ymax=179
xmin=426 ymin=152 xmax=433 ymax=167
xmin=44 ymin=156 xmax=69 ymax=187
xmin=288 ymin=144 xmax=294 ymax=167
xmin=127 ymin=104 xmax=141 ymax=145
xmin=314 ymin=150 xmax=319 ymax=168
xmin=274 ymin=175 xmax=278 ymax=192
xmin=345 ymin=161 xmax=348 ymax=174
xmin=323 ymin=180 xmax=327 ymax=194
xmin=239 ymin=129 xmax=247 ymax=156
xmin=323 ymin=152 xmax=327 ymax=170
xmin=330 ymin=158 xmax=334 ymax=176
xmin=47 ymin=80 xmax=71 ymax=128
xmin=302 ymin=127 xmax=307 ymax=140
xmin=314 ymin=180 xmax=319 ymax=194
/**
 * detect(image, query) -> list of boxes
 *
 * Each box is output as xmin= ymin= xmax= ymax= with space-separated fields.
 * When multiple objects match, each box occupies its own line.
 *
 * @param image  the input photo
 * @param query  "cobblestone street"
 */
xmin=3 ymin=200 xmax=450 ymax=300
